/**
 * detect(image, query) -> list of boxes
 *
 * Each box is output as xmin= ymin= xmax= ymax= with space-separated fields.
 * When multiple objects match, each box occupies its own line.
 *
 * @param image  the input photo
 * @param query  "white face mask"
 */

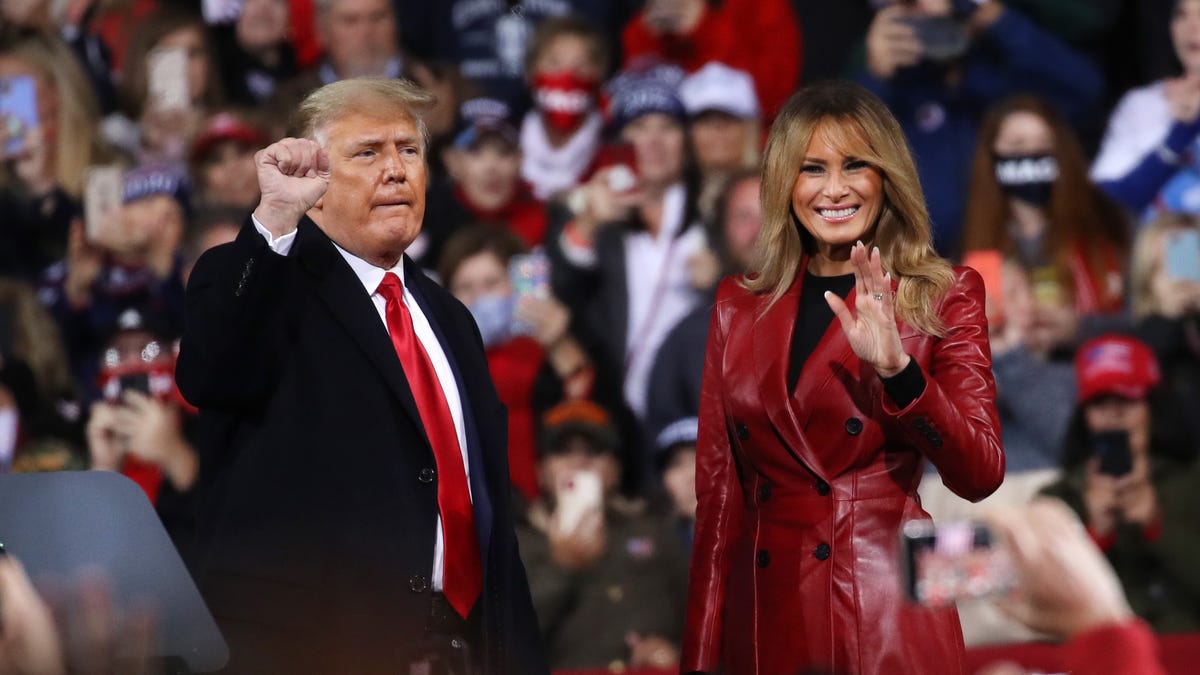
xmin=0 ymin=407 xmax=18 ymax=472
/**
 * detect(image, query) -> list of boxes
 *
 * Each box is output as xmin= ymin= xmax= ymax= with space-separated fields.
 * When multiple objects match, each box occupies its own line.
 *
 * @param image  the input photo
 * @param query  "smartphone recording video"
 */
xmin=1164 ymin=229 xmax=1200 ymax=283
xmin=556 ymin=470 xmax=602 ymax=533
xmin=146 ymin=46 xmax=191 ymax=112
xmin=901 ymin=519 xmax=1016 ymax=607
xmin=896 ymin=14 xmax=969 ymax=62
xmin=0 ymin=75 xmax=38 ymax=158
xmin=83 ymin=165 xmax=125 ymax=246
xmin=509 ymin=252 xmax=550 ymax=336
xmin=1091 ymin=429 xmax=1133 ymax=477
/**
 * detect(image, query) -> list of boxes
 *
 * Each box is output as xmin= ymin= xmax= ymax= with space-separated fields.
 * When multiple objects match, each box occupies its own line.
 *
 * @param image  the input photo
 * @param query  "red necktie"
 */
xmin=377 ymin=272 xmax=481 ymax=618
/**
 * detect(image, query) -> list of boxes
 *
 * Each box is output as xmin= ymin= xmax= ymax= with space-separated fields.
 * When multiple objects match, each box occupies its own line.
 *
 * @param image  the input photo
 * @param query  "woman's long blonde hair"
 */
xmin=746 ymin=80 xmax=954 ymax=337
xmin=1130 ymin=212 xmax=1200 ymax=320
xmin=0 ymin=30 xmax=110 ymax=198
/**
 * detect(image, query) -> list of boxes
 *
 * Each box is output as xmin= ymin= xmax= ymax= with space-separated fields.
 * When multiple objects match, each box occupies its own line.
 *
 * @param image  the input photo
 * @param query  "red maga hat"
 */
xmin=1074 ymin=334 xmax=1162 ymax=403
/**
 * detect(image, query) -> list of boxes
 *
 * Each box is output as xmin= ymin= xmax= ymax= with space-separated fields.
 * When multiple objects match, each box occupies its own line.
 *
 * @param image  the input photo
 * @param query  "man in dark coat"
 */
xmin=176 ymin=77 xmax=546 ymax=674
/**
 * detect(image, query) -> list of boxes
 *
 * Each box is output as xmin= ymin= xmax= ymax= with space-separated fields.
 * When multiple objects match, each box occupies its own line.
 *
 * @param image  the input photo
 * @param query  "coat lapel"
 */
xmin=753 ymin=260 xmax=835 ymax=482
xmin=292 ymin=220 xmax=432 ymax=454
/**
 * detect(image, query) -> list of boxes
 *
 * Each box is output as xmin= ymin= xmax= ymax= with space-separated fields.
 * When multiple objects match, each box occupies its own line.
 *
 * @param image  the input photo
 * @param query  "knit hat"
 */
xmin=606 ymin=60 xmax=686 ymax=131
xmin=1074 ymin=335 xmax=1162 ymax=403
xmin=653 ymin=416 xmax=698 ymax=470
xmin=452 ymin=97 xmax=519 ymax=151
xmin=122 ymin=162 xmax=191 ymax=213
xmin=540 ymin=400 xmax=620 ymax=455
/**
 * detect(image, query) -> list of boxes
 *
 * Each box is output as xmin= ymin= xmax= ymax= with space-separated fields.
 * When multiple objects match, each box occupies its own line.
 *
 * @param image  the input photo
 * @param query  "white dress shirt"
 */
xmin=621 ymin=184 xmax=706 ymax=419
xmin=253 ymin=216 xmax=471 ymax=591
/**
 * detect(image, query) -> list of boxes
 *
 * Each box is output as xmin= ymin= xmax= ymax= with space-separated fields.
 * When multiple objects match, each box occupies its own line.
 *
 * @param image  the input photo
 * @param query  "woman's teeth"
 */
xmin=818 ymin=207 xmax=859 ymax=219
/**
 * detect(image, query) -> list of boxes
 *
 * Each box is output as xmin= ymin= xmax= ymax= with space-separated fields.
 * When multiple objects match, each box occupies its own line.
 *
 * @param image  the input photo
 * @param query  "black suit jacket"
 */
xmin=176 ymin=218 xmax=546 ymax=674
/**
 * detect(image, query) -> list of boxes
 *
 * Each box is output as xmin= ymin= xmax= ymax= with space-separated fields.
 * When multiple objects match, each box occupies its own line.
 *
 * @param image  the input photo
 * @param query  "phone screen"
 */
xmin=1092 ymin=429 xmax=1133 ymax=477
xmin=901 ymin=519 xmax=1015 ymax=606
xmin=1165 ymin=229 xmax=1200 ymax=283
xmin=83 ymin=165 xmax=125 ymax=245
xmin=146 ymin=46 xmax=191 ymax=111
xmin=117 ymin=373 xmax=152 ymax=399
xmin=0 ymin=75 xmax=38 ymax=158
xmin=509 ymin=252 xmax=550 ymax=335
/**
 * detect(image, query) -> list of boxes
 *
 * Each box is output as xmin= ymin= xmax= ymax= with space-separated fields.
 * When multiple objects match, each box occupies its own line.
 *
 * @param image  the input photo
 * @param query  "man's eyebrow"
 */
xmin=348 ymin=134 xmax=420 ymax=148
xmin=350 ymin=135 xmax=385 ymax=148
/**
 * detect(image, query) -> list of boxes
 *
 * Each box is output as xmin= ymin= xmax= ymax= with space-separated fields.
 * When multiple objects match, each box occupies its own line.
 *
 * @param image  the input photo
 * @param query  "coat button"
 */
xmin=814 ymin=543 xmax=831 ymax=561
xmin=418 ymin=467 xmax=435 ymax=483
xmin=757 ymin=483 xmax=771 ymax=502
xmin=844 ymin=417 xmax=863 ymax=435
xmin=408 ymin=574 xmax=429 ymax=593
xmin=815 ymin=479 xmax=830 ymax=496
xmin=756 ymin=550 xmax=770 ymax=568
xmin=736 ymin=423 xmax=749 ymax=441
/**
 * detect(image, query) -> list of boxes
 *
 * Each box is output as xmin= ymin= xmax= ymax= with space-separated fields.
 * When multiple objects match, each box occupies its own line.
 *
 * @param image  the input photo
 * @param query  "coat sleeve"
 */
xmin=680 ymin=278 xmax=746 ymax=673
xmin=880 ymin=267 xmax=1005 ymax=502
xmin=175 ymin=220 xmax=294 ymax=412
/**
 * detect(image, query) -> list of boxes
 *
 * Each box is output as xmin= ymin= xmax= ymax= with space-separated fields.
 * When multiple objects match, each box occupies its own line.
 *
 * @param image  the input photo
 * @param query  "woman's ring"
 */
xmin=872 ymin=292 xmax=884 ymax=302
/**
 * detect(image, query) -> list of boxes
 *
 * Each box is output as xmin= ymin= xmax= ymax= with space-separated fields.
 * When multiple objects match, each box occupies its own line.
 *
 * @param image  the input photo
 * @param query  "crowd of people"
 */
xmin=1 ymin=0 xmax=1199 ymax=672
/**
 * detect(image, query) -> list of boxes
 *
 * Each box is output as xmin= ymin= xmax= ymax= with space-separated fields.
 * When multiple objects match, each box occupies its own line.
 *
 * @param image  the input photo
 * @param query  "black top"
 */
xmin=788 ymin=270 xmax=926 ymax=407
xmin=789 ymin=271 xmax=855 ymax=392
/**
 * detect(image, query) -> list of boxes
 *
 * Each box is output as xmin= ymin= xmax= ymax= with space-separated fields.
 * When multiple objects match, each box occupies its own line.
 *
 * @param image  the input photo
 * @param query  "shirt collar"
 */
xmin=331 ymin=241 xmax=405 ymax=296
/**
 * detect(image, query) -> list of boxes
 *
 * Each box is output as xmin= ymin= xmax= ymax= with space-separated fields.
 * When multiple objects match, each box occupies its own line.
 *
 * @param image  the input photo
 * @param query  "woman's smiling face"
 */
xmin=791 ymin=121 xmax=885 ymax=256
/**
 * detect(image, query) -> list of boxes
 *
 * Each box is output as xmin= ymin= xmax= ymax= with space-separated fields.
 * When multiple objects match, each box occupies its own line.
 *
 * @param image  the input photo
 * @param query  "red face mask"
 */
xmin=533 ymin=72 xmax=597 ymax=133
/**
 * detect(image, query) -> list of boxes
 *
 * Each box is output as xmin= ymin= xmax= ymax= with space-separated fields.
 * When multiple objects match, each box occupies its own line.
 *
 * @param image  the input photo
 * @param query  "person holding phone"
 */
xmin=117 ymin=5 xmax=222 ymax=161
xmin=0 ymin=31 xmax=113 ymax=282
xmin=681 ymin=81 xmax=1004 ymax=675
xmin=1130 ymin=212 xmax=1200 ymax=444
xmin=85 ymin=306 xmax=199 ymax=563
xmin=549 ymin=62 xmax=708 ymax=450
xmin=515 ymin=400 xmax=688 ymax=672
xmin=1040 ymin=334 xmax=1200 ymax=633
xmin=438 ymin=225 xmax=596 ymax=502
xmin=858 ymin=0 xmax=1103 ymax=257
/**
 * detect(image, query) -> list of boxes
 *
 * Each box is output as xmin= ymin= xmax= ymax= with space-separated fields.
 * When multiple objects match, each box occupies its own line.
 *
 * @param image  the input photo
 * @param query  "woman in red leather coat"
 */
xmin=681 ymin=81 xmax=1005 ymax=674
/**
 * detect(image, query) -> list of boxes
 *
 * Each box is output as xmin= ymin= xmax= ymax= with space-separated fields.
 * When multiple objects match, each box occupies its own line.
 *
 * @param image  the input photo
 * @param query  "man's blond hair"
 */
xmin=293 ymin=77 xmax=438 ymax=152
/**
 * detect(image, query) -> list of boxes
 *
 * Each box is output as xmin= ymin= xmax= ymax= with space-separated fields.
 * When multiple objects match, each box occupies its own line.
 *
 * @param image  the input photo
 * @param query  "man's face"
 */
xmin=321 ymin=0 xmax=397 ymax=78
xmin=311 ymin=109 xmax=427 ymax=268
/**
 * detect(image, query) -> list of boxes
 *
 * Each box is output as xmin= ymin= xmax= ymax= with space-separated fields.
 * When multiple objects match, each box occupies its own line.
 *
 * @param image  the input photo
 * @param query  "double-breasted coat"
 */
xmin=681 ymin=264 xmax=1005 ymax=674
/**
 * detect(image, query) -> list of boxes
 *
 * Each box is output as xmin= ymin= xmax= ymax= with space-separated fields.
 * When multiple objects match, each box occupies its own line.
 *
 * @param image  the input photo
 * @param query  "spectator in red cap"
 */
xmin=189 ymin=110 xmax=265 ymax=211
xmin=1040 ymin=333 xmax=1200 ymax=633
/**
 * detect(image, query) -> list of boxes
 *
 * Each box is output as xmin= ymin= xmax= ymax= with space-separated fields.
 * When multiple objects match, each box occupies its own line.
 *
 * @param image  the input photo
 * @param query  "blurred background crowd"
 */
xmin=1 ymin=0 xmax=1199 ymax=672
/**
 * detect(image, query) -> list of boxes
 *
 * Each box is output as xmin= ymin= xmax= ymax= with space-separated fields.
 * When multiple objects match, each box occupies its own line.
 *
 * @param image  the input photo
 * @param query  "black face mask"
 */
xmin=994 ymin=154 xmax=1058 ymax=207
